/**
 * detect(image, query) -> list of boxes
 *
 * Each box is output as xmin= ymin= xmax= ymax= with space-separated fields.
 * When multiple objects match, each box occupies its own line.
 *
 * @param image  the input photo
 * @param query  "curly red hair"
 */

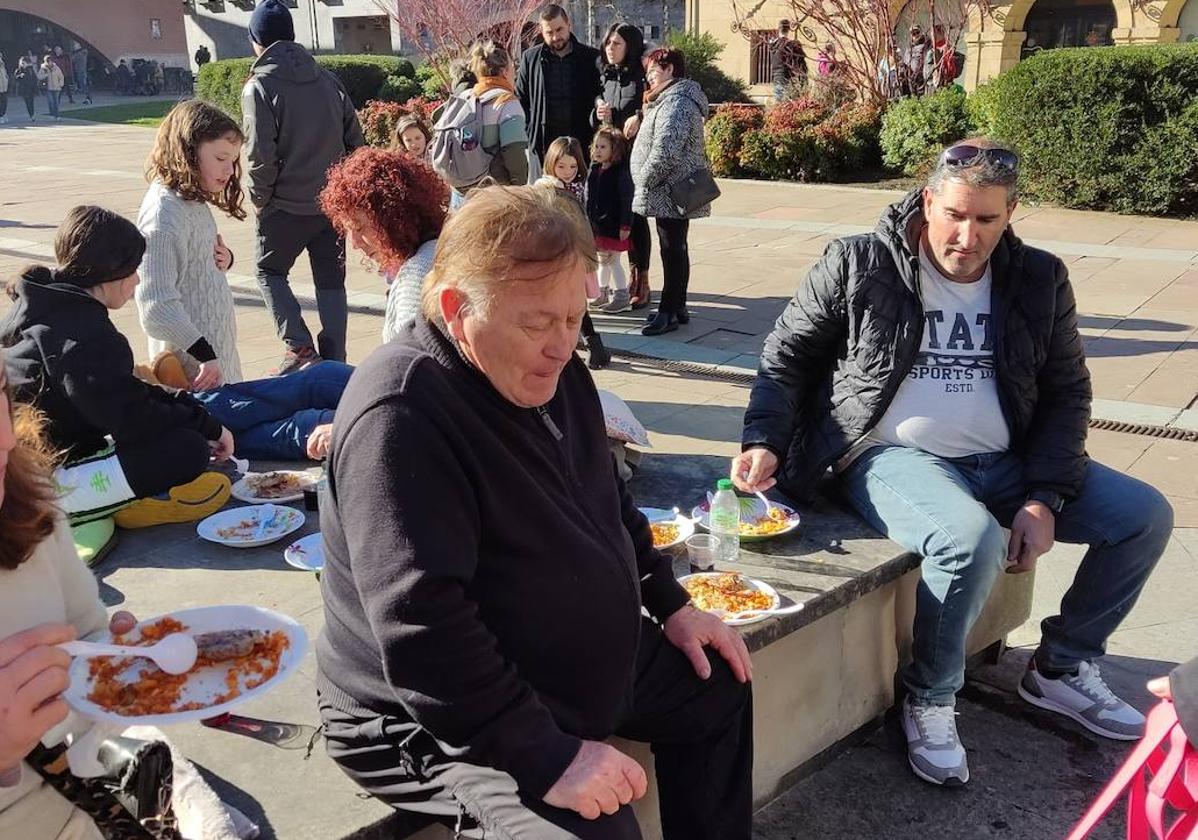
xmin=320 ymin=148 xmax=448 ymax=272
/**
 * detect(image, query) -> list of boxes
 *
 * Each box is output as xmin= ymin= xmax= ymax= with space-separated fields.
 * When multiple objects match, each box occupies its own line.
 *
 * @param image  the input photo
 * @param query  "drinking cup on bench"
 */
xmin=686 ymin=534 xmax=719 ymax=573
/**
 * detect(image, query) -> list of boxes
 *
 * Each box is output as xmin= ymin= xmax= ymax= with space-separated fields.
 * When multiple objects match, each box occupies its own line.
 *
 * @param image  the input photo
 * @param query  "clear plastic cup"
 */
xmin=685 ymin=534 xmax=720 ymax=572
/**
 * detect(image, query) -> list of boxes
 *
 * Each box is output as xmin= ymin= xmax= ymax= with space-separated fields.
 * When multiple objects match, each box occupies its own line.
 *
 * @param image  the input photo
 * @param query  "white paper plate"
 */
xmin=64 ymin=605 xmax=308 ymax=727
xmin=639 ymin=507 xmax=695 ymax=550
xmin=283 ymin=533 xmax=324 ymax=572
xmin=677 ymin=572 xmax=782 ymax=626
xmin=691 ymin=499 xmax=802 ymax=542
xmin=230 ymin=471 xmax=317 ymax=504
xmin=197 ymin=505 xmax=305 ymax=548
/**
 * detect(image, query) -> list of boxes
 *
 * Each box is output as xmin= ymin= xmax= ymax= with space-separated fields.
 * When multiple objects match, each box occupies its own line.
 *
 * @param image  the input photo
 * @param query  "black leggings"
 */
xmin=0 ymin=92 xmax=7 ymax=119
xmin=22 ymin=94 xmax=34 ymax=118
xmin=629 ymin=214 xmax=652 ymax=272
xmin=117 ymin=429 xmax=211 ymax=498
xmin=656 ymin=218 xmax=691 ymax=315
xmin=581 ymin=312 xmax=598 ymax=339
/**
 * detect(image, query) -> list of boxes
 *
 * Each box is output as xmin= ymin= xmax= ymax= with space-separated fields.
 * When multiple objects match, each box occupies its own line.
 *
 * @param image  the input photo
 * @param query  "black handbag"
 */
xmin=26 ymin=737 xmax=179 ymax=839
xmin=668 ymin=166 xmax=721 ymax=216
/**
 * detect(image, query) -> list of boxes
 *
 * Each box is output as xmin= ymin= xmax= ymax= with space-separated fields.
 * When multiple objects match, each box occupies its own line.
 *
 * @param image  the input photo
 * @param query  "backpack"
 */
xmin=430 ymin=89 xmax=503 ymax=189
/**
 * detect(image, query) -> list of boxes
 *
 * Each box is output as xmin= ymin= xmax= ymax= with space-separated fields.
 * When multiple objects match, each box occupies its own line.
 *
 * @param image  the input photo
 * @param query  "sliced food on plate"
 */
xmin=682 ymin=572 xmax=774 ymax=615
xmin=239 ymin=470 xmax=314 ymax=501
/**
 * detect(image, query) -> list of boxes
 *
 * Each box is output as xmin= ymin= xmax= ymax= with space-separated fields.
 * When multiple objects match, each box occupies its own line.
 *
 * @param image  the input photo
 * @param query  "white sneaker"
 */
xmin=1018 ymin=659 xmax=1145 ymax=740
xmin=901 ymin=696 xmax=969 ymax=786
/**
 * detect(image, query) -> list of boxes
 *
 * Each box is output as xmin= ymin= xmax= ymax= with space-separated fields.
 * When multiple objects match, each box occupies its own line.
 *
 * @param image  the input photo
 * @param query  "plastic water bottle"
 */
xmin=710 ymin=479 xmax=741 ymax=566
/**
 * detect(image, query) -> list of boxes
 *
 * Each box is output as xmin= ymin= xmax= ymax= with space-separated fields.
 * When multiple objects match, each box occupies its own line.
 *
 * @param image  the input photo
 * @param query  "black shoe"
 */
xmin=644 ymin=307 xmax=689 ymax=325
xmin=586 ymin=333 xmax=611 ymax=370
xmin=642 ymin=312 xmax=679 ymax=336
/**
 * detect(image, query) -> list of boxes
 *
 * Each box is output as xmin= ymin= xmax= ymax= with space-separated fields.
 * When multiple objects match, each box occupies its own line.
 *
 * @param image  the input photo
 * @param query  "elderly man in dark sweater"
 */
xmin=316 ymin=186 xmax=753 ymax=840
xmin=517 ymin=4 xmax=602 ymax=171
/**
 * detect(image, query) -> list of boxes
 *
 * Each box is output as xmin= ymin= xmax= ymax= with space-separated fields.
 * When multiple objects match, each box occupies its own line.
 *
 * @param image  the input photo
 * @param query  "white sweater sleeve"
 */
xmin=47 ymin=517 xmax=108 ymax=641
xmin=136 ymin=208 xmax=205 ymax=353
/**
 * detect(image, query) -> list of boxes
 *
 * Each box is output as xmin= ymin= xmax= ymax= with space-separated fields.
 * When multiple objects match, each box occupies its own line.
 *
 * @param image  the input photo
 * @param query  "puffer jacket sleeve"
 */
xmin=1021 ymin=259 xmax=1091 ymax=498
xmin=742 ymin=239 xmax=849 ymax=460
xmin=637 ymin=96 xmax=692 ymax=192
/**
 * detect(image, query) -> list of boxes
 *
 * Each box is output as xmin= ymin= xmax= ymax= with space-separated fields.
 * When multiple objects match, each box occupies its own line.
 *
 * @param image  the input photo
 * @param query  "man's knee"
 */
xmin=925 ymin=510 xmax=1006 ymax=572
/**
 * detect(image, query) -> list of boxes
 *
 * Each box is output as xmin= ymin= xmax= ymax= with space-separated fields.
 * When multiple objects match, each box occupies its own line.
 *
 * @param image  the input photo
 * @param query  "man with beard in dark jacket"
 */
xmin=517 ymin=4 xmax=602 ymax=174
xmin=242 ymin=0 xmax=365 ymax=375
xmin=732 ymin=140 xmax=1172 ymax=788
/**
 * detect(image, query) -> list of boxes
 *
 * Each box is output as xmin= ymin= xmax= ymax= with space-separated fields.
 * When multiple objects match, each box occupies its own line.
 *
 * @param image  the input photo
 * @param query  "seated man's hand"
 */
xmin=543 ymin=740 xmax=647 ymax=820
xmin=1007 ymin=501 xmax=1055 ymax=574
xmin=306 ymin=423 xmax=334 ymax=461
xmin=664 ymin=604 xmax=752 ymax=684
xmin=730 ymin=447 xmax=778 ymax=494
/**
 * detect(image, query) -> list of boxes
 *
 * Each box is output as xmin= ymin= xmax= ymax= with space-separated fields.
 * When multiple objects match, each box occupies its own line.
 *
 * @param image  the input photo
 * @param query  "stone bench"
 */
xmin=95 ymin=452 xmax=1032 ymax=839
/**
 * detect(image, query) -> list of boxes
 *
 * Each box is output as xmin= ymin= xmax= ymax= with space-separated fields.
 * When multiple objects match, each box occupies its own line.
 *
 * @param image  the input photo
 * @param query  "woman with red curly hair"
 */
xmin=320 ymin=147 xmax=448 ymax=343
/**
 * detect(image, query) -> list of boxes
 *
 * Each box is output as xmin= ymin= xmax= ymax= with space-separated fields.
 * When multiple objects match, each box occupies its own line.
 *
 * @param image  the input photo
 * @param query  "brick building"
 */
xmin=0 ymin=0 xmax=188 ymax=82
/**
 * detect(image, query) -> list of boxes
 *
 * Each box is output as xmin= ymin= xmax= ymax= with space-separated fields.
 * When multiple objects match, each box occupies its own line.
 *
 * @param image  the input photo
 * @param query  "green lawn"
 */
xmin=65 ymin=100 xmax=179 ymax=127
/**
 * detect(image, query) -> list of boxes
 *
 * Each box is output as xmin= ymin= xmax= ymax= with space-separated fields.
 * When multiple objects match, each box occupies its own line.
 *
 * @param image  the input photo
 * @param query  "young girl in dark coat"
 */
xmin=586 ymin=127 xmax=634 ymax=314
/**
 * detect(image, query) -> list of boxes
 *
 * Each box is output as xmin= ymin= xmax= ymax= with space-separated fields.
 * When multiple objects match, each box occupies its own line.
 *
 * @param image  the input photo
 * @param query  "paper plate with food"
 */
xmin=231 ymin=470 xmax=317 ymax=503
xmin=283 ymin=532 xmax=324 ymax=572
xmin=64 ymin=605 xmax=308 ymax=727
xmin=639 ymin=507 xmax=695 ymax=550
xmin=691 ymin=495 xmax=801 ymax=542
xmin=678 ymin=572 xmax=801 ymax=626
xmin=198 ymin=504 xmax=305 ymax=548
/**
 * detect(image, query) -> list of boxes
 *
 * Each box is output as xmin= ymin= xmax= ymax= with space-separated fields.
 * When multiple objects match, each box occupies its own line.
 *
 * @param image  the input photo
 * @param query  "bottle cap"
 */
xmin=717 ymin=478 xmax=733 ymax=491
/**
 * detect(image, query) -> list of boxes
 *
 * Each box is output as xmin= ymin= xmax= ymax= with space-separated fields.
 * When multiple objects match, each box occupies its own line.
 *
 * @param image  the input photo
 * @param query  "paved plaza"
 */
xmin=1 ymin=118 xmax=1195 ymax=839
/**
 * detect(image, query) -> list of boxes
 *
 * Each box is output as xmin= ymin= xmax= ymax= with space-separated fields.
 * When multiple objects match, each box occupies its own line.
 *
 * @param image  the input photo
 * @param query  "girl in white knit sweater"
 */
xmin=134 ymin=100 xmax=352 ymax=462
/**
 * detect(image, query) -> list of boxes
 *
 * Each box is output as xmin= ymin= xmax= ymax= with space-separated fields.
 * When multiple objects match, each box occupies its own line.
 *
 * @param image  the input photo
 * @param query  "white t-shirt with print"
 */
xmin=848 ymin=245 xmax=1011 ymax=463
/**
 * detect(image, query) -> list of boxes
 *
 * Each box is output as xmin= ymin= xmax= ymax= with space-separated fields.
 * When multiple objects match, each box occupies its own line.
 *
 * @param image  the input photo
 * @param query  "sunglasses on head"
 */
xmin=941 ymin=145 xmax=1020 ymax=171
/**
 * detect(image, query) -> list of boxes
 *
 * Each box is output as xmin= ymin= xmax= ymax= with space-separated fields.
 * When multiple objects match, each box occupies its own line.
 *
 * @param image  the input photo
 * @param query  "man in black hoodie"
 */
xmin=316 ymin=187 xmax=753 ymax=839
xmin=517 ymin=4 xmax=603 ymax=172
xmin=242 ymin=0 xmax=365 ymax=375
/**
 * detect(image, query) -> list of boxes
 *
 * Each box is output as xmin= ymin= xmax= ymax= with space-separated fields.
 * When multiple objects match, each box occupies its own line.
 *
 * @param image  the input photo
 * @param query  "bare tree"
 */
xmin=729 ymin=0 xmax=988 ymax=106
xmin=373 ymin=0 xmax=545 ymax=88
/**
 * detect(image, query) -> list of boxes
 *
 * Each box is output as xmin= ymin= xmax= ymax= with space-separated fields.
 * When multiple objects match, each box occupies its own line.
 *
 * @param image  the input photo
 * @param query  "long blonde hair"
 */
xmin=146 ymin=100 xmax=247 ymax=220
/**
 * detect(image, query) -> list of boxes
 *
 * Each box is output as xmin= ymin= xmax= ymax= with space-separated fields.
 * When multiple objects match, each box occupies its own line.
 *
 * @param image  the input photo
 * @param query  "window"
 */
xmin=644 ymin=25 xmax=661 ymax=41
xmin=749 ymin=30 xmax=772 ymax=85
xmin=150 ymin=18 xmax=162 ymax=40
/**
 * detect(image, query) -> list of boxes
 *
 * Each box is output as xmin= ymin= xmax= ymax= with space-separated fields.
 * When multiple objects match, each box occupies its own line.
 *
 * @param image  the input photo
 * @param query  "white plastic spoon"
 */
xmin=59 ymin=633 xmax=199 ymax=675
xmin=753 ymin=490 xmax=778 ymax=519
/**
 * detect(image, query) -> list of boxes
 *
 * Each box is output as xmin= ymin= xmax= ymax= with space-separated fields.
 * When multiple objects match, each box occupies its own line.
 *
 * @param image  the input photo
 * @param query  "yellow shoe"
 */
xmin=151 ymin=351 xmax=192 ymax=390
xmin=114 ymin=473 xmax=231 ymax=529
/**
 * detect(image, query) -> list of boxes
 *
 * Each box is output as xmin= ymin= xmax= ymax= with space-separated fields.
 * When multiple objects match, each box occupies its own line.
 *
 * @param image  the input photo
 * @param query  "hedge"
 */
xmin=880 ymin=86 xmax=970 ymax=176
xmin=980 ymin=44 xmax=1198 ymax=216
xmin=665 ymin=30 xmax=751 ymax=104
xmin=197 ymin=54 xmax=417 ymax=122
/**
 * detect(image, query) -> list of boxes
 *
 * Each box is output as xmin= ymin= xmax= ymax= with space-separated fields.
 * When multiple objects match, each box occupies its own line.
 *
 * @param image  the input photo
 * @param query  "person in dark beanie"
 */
xmin=0 ymin=206 xmax=234 ymax=531
xmin=516 ymin=3 xmax=602 ymax=175
xmin=243 ymin=0 xmax=365 ymax=375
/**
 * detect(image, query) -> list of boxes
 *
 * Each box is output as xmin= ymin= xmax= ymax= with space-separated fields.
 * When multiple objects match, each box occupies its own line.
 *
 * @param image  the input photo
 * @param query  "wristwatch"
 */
xmin=1027 ymin=490 xmax=1065 ymax=514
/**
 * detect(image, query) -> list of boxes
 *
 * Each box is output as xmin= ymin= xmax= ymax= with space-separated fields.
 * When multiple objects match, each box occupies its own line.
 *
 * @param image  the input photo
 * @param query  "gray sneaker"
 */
xmin=599 ymin=290 xmax=632 ymax=314
xmin=1018 ymin=659 xmax=1145 ymax=741
xmin=588 ymin=289 xmax=612 ymax=310
xmin=901 ymin=696 xmax=969 ymax=786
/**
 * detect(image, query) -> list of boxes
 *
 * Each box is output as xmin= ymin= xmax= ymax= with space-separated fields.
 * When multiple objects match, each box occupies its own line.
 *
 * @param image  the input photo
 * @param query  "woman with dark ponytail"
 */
xmin=0 ymin=206 xmax=234 ymax=536
xmin=595 ymin=22 xmax=652 ymax=309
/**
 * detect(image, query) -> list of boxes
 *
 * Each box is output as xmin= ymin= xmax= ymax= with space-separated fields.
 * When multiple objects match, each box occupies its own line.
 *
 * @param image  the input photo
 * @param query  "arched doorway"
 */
xmin=0 ymin=9 xmax=113 ymax=88
xmin=1180 ymin=0 xmax=1198 ymax=40
xmin=1021 ymin=0 xmax=1117 ymax=55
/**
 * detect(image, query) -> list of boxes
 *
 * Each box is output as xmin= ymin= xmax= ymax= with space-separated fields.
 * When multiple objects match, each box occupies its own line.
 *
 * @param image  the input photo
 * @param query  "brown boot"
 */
xmin=630 ymin=267 xmax=651 ymax=310
xmin=151 ymin=351 xmax=192 ymax=390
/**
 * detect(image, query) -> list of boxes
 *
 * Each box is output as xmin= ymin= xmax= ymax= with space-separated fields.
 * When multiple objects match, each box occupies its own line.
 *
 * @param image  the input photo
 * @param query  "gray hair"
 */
xmin=927 ymin=138 xmax=1020 ymax=205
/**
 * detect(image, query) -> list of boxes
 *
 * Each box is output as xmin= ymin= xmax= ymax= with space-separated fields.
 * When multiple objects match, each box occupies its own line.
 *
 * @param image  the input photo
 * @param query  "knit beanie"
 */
xmin=249 ymin=0 xmax=295 ymax=48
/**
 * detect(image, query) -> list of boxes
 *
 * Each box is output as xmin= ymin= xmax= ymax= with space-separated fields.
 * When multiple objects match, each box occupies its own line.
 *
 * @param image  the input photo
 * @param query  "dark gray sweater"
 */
xmin=315 ymin=318 xmax=688 ymax=798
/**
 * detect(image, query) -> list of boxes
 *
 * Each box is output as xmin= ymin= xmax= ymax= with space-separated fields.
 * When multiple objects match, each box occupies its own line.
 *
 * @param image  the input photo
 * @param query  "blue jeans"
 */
xmin=839 ymin=446 xmax=1173 ymax=706
xmin=47 ymin=90 xmax=60 ymax=117
xmin=193 ymin=362 xmax=352 ymax=460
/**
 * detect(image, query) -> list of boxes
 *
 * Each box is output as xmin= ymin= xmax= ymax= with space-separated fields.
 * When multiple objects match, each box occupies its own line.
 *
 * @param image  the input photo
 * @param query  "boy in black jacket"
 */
xmin=1 ymin=206 xmax=233 ymax=529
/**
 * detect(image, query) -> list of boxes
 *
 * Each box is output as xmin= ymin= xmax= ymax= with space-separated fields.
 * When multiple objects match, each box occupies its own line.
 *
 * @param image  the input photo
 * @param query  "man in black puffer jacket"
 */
xmin=733 ymin=140 xmax=1173 ymax=788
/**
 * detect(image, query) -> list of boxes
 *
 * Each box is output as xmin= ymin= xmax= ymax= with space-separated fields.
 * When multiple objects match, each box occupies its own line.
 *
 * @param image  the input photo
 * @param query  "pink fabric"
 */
xmin=1068 ymin=701 xmax=1198 ymax=839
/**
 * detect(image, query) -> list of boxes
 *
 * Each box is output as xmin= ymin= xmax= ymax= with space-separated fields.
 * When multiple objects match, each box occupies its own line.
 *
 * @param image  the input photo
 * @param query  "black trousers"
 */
xmin=320 ymin=617 xmax=753 ymax=840
xmin=255 ymin=208 xmax=348 ymax=361
xmin=654 ymin=219 xmax=690 ymax=315
xmin=117 ymin=428 xmax=211 ymax=498
xmin=22 ymin=93 xmax=35 ymax=118
xmin=0 ymin=92 xmax=7 ymax=119
xmin=629 ymin=215 xmax=651 ymax=273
